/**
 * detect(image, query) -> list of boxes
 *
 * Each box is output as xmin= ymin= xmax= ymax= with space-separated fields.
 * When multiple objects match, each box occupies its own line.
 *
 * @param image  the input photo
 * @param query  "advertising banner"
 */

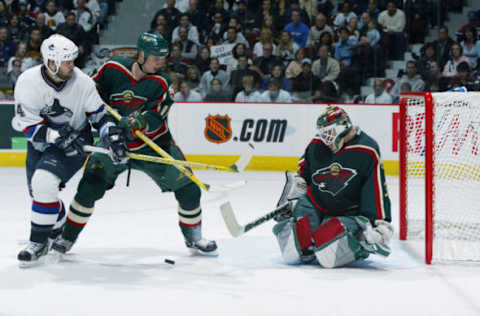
xmin=0 ymin=101 xmax=400 ymax=173
xmin=83 ymin=45 xmax=137 ymax=74
xmin=169 ymin=103 xmax=399 ymax=160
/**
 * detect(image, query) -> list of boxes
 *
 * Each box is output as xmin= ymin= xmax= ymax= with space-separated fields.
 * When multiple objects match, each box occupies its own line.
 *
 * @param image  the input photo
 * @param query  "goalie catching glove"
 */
xmin=118 ymin=111 xmax=147 ymax=139
xmin=100 ymin=123 xmax=128 ymax=164
xmin=355 ymin=216 xmax=393 ymax=257
xmin=275 ymin=171 xmax=307 ymax=221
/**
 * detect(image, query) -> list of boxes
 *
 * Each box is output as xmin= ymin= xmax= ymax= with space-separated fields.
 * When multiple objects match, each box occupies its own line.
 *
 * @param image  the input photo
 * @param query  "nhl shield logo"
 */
xmin=204 ymin=114 xmax=232 ymax=144
xmin=312 ymin=163 xmax=357 ymax=196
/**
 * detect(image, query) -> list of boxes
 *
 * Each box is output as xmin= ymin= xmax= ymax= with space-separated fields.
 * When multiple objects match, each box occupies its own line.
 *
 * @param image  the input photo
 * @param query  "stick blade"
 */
xmin=220 ymin=202 xmax=244 ymax=237
xmin=231 ymin=143 xmax=255 ymax=172
xmin=208 ymin=180 xmax=246 ymax=192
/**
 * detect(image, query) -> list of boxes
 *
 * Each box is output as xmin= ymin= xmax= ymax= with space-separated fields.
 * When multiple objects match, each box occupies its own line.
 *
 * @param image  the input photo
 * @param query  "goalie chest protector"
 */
xmin=299 ymin=131 xmax=390 ymax=222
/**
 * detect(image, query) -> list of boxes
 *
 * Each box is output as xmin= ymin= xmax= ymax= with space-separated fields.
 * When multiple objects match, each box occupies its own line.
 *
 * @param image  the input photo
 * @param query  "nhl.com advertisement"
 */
xmin=204 ymin=114 xmax=287 ymax=144
xmin=0 ymin=101 xmax=399 ymax=173
xmin=169 ymin=102 xmax=399 ymax=173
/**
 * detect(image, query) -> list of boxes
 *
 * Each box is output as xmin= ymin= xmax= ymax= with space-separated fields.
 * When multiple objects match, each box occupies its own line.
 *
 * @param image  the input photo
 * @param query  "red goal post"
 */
xmin=399 ymin=92 xmax=480 ymax=264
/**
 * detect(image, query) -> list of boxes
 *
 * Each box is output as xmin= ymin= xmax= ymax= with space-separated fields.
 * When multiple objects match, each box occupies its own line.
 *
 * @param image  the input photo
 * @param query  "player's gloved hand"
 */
xmin=118 ymin=111 xmax=147 ymax=139
xmin=101 ymin=124 xmax=129 ymax=164
xmin=54 ymin=125 xmax=87 ymax=157
xmin=355 ymin=216 xmax=393 ymax=257
xmin=274 ymin=172 xmax=307 ymax=221
xmin=372 ymin=220 xmax=394 ymax=245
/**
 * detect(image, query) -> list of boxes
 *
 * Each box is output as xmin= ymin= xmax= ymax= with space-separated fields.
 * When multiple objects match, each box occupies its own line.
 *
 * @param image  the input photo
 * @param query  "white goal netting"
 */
xmin=402 ymin=92 xmax=480 ymax=262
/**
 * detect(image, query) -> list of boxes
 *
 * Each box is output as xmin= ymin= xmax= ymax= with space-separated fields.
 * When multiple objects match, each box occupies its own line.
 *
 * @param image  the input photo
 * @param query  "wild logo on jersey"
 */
xmin=312 ymin=162 xmax=357 ymax=196
xmin=110 ymin=90 xmax=147 ymax=111
xmin=204 ymin=114 xmax=232 ymax=144
xmin=40 ymin=98 xmax=73 ymax=127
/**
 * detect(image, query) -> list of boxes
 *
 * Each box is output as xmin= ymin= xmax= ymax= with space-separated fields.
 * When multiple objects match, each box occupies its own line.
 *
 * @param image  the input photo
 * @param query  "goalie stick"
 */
xmin=220 ymin=201 xmax=291 ymax=237
xmin=83 ymin=145 xmax=253 ymax=192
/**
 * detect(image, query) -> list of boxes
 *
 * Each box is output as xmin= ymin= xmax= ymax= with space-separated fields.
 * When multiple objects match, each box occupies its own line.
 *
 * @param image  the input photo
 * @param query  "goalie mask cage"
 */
xmin=399 ymin=92 xmax=480 ymax=264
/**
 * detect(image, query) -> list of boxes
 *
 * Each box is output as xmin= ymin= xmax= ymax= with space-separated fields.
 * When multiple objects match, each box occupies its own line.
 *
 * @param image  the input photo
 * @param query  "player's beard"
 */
xmin=57 ymin=68 xmax=73 ymax=81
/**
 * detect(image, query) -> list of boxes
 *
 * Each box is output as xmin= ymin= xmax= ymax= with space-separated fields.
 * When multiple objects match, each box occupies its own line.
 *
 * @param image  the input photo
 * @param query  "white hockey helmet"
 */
xmin=41 ymin=34 xmax=78 ymax=74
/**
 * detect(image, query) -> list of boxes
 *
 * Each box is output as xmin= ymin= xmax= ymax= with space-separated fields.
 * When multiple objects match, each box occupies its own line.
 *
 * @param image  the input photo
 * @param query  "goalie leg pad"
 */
xmin=293 ymin=216 xmax=313 ymax=252
xmin=273 ymin=216 xmax=317 ymax=264
xmin=273 ymin=218 xmax=302 ymax=264
xmin=312 ymin=217 xmax=373 ymax=268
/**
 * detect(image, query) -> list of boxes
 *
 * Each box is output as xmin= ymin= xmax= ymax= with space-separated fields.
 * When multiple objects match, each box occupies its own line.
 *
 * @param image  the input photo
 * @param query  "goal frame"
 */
xmin=399 ymin=92 xmax=434 ymax=264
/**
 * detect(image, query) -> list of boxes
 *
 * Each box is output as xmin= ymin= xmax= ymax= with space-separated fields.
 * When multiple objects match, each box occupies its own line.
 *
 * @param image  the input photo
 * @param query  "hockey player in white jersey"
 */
xmin=12 ymin=34 xmax=128 ymax=267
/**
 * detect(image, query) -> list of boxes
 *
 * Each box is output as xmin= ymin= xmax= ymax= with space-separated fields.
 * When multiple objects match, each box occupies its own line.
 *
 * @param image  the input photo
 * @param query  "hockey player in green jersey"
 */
xmin=52 ymin=32 xmax=218 ymax=255
xmin=273 ymin=105 xmax=392 ymax=268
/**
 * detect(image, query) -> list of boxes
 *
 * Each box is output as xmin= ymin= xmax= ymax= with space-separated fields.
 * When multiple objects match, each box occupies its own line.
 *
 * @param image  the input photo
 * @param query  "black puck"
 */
xmin=164 ymin=259 xmax=175 ymax=265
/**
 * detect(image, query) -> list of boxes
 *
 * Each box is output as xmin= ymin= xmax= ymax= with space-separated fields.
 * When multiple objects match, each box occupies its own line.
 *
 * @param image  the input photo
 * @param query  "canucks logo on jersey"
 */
xmin=40 ymin=98 xmax=73 ymax=128
xmin=312 ymin=163 xmax=357 ymax=196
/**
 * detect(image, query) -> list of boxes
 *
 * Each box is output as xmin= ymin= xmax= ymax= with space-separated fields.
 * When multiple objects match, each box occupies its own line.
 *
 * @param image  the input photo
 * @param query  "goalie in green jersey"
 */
xmin=273 ymin=105 xmax=393 ymax=267
xmin=52 ymin=33 xmax=218 ymax=255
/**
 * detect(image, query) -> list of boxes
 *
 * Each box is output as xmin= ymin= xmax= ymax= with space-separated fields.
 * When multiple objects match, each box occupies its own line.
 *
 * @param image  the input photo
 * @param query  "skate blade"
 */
xmin=46 ymin=250 xmax=65 ymax=264
xmin=18 ymin=256 xmax=47 ymax=269
xmin=187 ymin=248 xmax=219 ymax=257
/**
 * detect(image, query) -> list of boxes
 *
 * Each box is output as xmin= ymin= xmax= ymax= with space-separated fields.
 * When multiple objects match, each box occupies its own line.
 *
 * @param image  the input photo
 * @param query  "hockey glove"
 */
xmin=274 ymin=172 xmax=307 ymax=221
xmin=54 ymin=125 xmax=88 ymax=157
xmin=101 ymin=124 xmax=129 ymax=164
xmin=355 ymin=216 xmax=393 ymax=257
xmin=118 ymin=111 xmax=147 ymax=139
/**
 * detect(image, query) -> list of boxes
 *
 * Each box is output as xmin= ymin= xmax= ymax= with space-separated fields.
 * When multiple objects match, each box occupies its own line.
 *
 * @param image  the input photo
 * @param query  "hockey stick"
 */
xmin=220 ymin=201 xmax=290 ymax=237
xmin=83 ymin=144 xmax=254 ymax=173
xmin=83 ymin=145 xmax=247 ymax=192
xmin=106 ymin=106 xmax=209 ymax=191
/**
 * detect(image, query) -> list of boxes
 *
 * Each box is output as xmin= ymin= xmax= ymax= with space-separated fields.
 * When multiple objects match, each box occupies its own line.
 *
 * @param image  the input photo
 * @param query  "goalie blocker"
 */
xmin=272 ymin=106 xmax=392 ymax=268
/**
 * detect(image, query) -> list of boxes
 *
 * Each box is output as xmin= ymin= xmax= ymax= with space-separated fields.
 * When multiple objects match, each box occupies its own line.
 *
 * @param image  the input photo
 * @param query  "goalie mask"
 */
xmin=316 ymin=106 xmax=353 ymax=152
xmin=41 ymin=34 xmax=78 ymax=76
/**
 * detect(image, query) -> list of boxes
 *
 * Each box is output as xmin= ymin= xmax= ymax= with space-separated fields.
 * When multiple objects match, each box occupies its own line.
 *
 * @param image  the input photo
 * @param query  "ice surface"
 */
xmin=1 ymin=168 xmax=479 ymax=316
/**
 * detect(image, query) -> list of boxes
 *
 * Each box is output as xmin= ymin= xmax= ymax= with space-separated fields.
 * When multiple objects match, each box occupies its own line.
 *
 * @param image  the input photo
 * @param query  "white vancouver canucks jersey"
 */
xmin=12 ymin=65 xmax=106 ymax=145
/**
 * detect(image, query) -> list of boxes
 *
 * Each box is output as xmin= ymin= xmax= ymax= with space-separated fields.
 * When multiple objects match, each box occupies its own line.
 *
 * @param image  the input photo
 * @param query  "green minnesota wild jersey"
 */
xmin=92 ymin=57 xmax=174 ymax=151
xmin=298 ymin=130 xmax=391 ymax=223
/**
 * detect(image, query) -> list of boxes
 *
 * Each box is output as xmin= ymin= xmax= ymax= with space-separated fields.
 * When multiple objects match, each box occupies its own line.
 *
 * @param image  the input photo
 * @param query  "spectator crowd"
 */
xmin=0 ymin=0 xmax=119 ymax=91
xmin=4 ymin=0 xmax=480 ymax=104
xmin=147 ymin=0 xmax=475 ymax=104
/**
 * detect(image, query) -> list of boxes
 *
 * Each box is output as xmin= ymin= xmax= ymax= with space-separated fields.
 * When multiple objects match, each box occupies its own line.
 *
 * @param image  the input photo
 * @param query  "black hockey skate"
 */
xmin=48 ymin=223 xmax=65 ymax=250
xmin=51 ymin=236 xmax=74 ymax=254
xmin=185 ymin=238 xmax=218 ymax=256
xmin=18 ymin=241 xmax=49 ymax=267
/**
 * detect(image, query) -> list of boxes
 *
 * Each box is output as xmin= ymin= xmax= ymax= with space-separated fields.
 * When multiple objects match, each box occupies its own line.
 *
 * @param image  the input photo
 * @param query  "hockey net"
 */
xmin=399 ymin=92 xmax=480 ymax=264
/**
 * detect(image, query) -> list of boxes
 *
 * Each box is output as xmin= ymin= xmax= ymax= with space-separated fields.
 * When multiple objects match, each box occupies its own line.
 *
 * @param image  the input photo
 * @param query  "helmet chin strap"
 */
xmin=138 ymin=62 xmax=157 ymax=75
xmin=137 ymin=59 xmax=147 ymax=73
xmin=46 ymin=62 xmax=67 ymax=82
xmin=137 ymin=55 xmax=156 ymax=75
